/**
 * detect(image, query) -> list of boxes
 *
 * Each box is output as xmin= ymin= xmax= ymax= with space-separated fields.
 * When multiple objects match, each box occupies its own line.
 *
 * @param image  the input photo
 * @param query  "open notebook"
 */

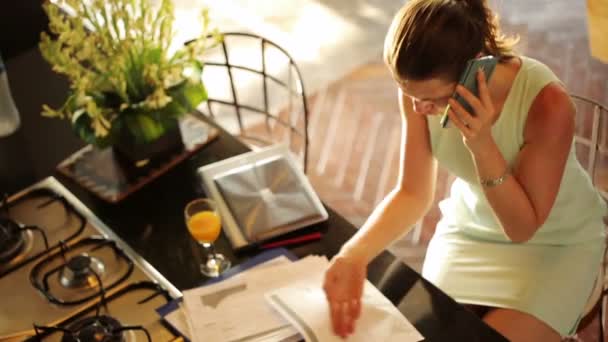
xmin=198 ymin=144 xmax=328 ymax=250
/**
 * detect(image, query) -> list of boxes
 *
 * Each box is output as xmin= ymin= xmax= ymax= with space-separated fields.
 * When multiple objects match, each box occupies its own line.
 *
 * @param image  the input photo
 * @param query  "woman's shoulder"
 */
xmin=509 ymin=55 xmax=565 ymax=110
xmin=517 ymin=55 xmax=569 ymax=111
xmin=518 ymin=55 xmax=548 ymax=68
xmin=518 ymin=55 xmax=562 ymax=84
xmin=525 ymin=79 xmax=574 ymax=141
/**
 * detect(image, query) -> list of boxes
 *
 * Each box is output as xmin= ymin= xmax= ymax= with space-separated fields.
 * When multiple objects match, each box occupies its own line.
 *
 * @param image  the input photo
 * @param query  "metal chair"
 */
xmin=571 ymin=94 xmax=608 ymax=339
xmin=193 ymin=32 xmax=310 ymax=172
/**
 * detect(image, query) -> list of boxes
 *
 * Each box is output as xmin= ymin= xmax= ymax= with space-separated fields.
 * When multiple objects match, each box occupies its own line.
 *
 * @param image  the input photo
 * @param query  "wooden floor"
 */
xmin=303 ymin=1 xmax=608 ymax=341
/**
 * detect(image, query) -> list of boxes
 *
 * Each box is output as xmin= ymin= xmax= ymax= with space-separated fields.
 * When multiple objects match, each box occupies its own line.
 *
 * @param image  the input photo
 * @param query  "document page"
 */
xmin=182 ymin=256 xmax=327 ymax=341
xmin=266 ymin=282 xmax=424 ymax=342
xmin=165 ymin=255 xmax=293 ymax=340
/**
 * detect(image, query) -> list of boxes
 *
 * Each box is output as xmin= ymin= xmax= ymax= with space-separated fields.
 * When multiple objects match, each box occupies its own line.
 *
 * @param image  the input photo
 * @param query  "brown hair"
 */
xmin=383 ymin=0 xmax=519 ymax=83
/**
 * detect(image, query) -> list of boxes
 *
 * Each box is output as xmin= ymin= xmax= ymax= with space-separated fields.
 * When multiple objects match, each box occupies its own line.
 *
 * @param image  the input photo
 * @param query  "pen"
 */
xmin=260 ymin=232 xmax=323 ymax=249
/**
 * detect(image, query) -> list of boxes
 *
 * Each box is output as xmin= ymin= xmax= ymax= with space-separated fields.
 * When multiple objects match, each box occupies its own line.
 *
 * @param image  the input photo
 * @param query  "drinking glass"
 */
xmin=0 ymin=53 xmax=21 ymax=137
xmin=184 ymin=198 xmax=230 ymax=277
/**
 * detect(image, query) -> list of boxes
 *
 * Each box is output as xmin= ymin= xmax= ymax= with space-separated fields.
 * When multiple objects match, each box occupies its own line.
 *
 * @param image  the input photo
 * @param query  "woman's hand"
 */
xmin=446 ymin=68 xmax=497 ymax=154
xmin=322 ymin=252 xmax=367 ymax=338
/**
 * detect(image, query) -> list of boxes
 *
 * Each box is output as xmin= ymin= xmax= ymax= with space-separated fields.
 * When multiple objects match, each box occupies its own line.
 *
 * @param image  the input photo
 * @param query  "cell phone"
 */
xmin=440 ymin=56 xmax=498 ymax=128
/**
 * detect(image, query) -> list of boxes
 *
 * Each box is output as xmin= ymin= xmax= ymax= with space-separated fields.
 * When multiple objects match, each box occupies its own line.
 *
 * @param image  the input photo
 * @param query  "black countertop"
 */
xmin=1 ymin=47 xmax=507 ymax=342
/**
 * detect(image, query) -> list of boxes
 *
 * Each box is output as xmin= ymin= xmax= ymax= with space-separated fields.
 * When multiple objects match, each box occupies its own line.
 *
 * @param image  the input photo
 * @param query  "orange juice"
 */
xmin=187 ymin=211 xmax=221 ymax=243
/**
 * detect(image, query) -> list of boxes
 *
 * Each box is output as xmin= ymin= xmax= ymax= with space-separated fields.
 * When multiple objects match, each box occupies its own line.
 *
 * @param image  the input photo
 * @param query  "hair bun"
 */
xmin=459 ymin=0 xmax=483 ymax=6
xmin=458 ymin=0 xmax=485 ymax=11
xmin=457 ymin=0 xmax=489 ymax=21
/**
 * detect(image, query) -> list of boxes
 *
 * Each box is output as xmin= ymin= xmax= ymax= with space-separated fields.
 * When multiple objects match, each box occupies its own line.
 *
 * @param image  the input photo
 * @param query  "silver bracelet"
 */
xmin=480 ymin=167 xmax=510 ymax=188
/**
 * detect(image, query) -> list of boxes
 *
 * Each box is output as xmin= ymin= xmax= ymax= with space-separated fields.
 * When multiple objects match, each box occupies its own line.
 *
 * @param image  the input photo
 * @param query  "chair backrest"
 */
xmin=571 ymin=97 xmax=608 ymax=337
xmin=194 ymin=32 xmax=310 ymax=172
xmin=571 ymin=94 xmax=608 ymax=204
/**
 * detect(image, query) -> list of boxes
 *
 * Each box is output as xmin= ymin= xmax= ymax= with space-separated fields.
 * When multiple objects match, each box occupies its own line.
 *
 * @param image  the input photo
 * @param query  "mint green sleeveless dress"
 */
xmin=421 ymin=56 xmax=608 ymax=336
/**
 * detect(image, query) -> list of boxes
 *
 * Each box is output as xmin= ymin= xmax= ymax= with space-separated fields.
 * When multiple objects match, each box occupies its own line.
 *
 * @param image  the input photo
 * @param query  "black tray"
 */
xmin=57 ymin=115 xmax=218 ymax=203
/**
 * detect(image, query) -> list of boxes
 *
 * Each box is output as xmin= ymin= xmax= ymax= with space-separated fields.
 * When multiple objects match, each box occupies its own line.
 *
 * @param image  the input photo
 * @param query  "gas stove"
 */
xmin=0 ymin=177 xmax=182 ymax=341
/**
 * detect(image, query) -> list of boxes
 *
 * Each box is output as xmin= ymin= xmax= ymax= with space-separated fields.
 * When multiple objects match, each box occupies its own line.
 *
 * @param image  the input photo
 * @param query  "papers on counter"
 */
xmin=163 ymin=302 xmax=191 ymax=340
xmin=165 ymin=254 xmax=298 ymax=341
xmin=266 ymin=283 xmax=424 ymax=342
xmin=182 ymin=256 xmax=327 ymax=341
xmin=179 ymin=253 xmax=424 ymax=342
xmin=156 ymin=248 xmax=299 ymax=341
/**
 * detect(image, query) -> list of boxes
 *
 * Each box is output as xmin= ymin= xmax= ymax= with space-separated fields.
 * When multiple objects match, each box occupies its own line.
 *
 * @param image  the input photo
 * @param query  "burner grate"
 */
xmin=59 ymin=254 xmax=106 ymax=289
xmin=0 ymin=217 xmax=25 ymax=263
xmin=0 ymin=188 xmax=86 ymax=278
xmin=34 ymin=314 xmax=152 ymax=342
xmin=30 ymin=237 xmax=134 ymax=306
xmin=29 ymin=282 xmax=173 ymax=342
xmin=60 ymin=315 xmax=126 ymax=342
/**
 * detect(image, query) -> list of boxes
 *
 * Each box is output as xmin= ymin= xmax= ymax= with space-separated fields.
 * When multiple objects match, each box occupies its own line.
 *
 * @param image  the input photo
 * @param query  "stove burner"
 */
xmin=61 ymin=316 xmax=125 ymax=342
xmin=59 ymin=254 xmax=105 ymax=289
xmin=0 ymin=217 xmax=24 ymax=262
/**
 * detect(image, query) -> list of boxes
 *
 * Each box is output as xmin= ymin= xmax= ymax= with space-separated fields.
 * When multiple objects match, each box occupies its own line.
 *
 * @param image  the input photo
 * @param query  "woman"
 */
xmin=322 ymin=0 xmax=607 ymax=341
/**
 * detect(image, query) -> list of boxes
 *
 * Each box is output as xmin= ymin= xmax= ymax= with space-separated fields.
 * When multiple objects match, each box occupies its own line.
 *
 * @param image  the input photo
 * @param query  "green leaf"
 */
xmin=184 ymin=81 xmax=207 ymax=108
xmin=159 ymin=98 xmax=187 ymax=118
xmin=143 ymin=46 xmax=162 ymax=64
xmin=192 ymin=59 xmax=204 ymax=75
xmin=125 ymin=113 xmax=166 ymax=143
xmin=167 ymin=79 xmax=207 ymax=114
xmin=72 ymin=112 xmax=116 ymax=148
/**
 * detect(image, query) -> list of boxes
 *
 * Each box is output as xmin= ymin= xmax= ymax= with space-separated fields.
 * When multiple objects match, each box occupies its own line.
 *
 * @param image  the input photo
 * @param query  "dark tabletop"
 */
xmin=0 ymin=47 xmax=507 ymax=342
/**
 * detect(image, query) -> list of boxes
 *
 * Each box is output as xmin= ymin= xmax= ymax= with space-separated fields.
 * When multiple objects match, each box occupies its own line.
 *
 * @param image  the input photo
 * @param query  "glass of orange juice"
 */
xmin=184 ymin=198 xmax=230 ymax=277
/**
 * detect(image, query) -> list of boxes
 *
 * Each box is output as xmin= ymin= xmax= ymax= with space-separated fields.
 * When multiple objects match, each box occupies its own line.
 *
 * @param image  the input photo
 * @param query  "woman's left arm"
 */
xmin=446 ymin=69 xmax=575 ymax=242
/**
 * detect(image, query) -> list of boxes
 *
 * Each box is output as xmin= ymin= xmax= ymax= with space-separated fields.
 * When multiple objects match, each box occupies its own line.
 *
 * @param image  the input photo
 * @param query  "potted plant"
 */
xmin=39 ymin=0 xmax=220 ymax=166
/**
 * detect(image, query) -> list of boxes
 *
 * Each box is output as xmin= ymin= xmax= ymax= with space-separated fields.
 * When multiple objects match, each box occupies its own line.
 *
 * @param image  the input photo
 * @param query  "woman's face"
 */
xmin=398 ymin=77 xmax=456 ymax=116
